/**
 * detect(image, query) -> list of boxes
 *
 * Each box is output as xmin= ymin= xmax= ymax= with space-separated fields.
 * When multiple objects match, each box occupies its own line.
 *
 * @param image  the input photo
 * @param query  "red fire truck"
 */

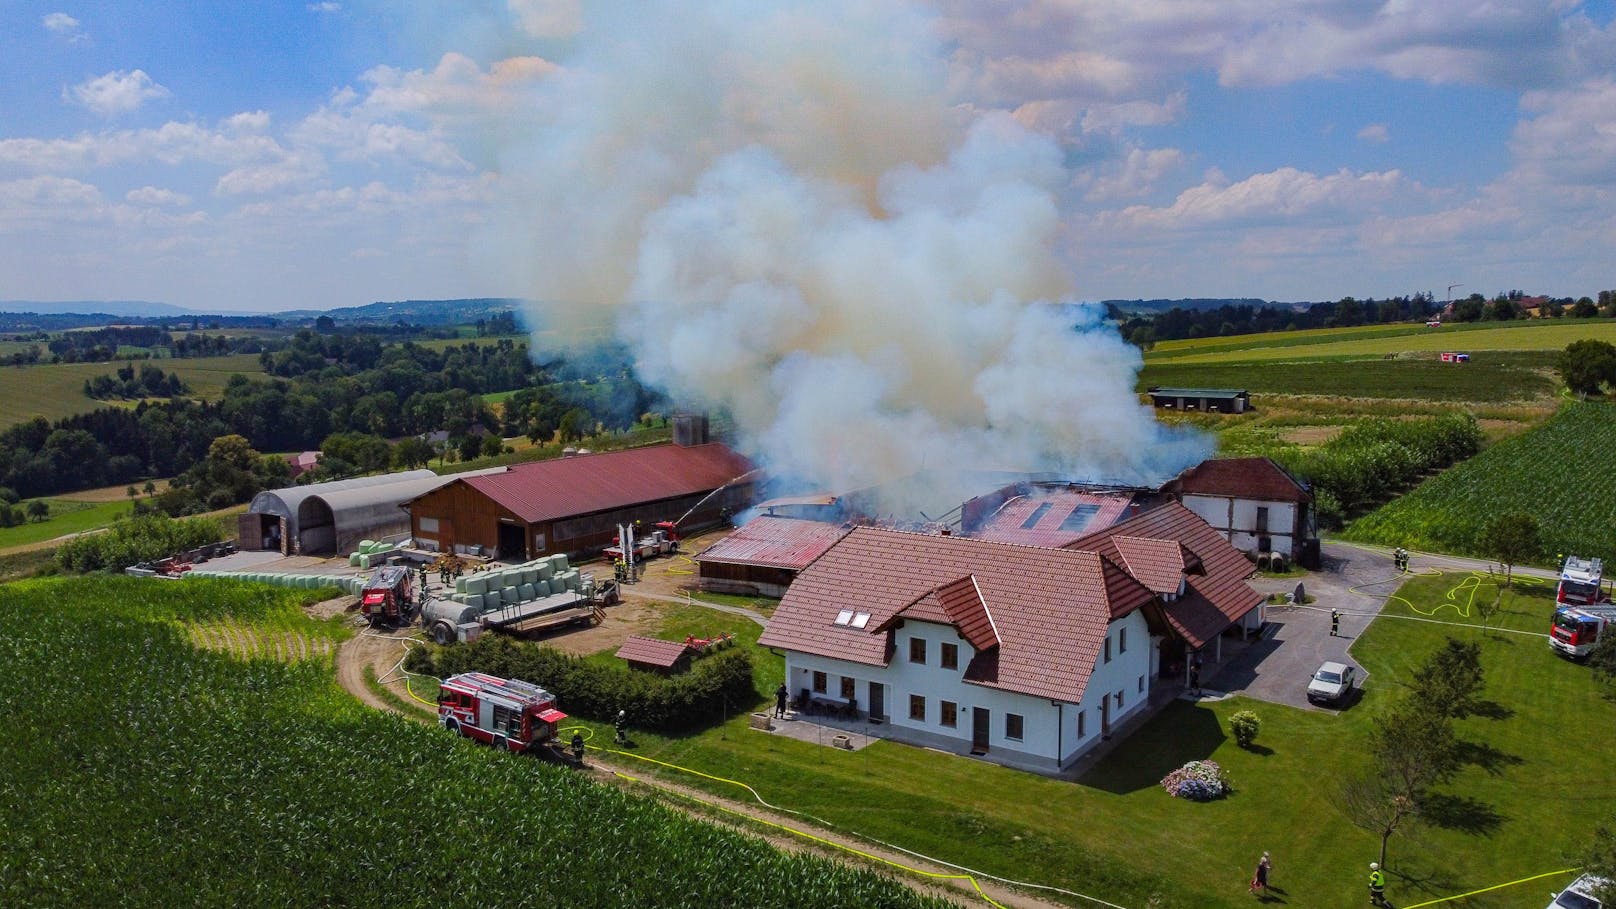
xmin=437 ymin=672 xmax=570 ymax=755
xmin=359 ymin=565 xmax=416 ymax=626
xmin=1551 ymin=556 xmax=1616 ymax=660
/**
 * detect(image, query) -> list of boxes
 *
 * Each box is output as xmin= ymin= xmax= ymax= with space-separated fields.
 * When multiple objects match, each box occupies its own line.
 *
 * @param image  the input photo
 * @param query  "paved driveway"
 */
xmin=1212 ymin=541 xmax=1406 ymax=711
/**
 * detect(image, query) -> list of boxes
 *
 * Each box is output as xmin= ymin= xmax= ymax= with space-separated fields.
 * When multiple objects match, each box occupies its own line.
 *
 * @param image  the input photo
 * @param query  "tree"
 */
xmin=25 ymin=499 xmax=49 ymax=522
xmin=1411 ymin=638 xmax=1484 ymax=719
xmin=481 ymin=433 xmax=503 ymax=458
xmin=1229 ymin=710 xmax=1261 ymax=748
xmin=1559 ymin=339 xmax=1616 ymax=397
xmin=315 ymin=315 xmax=336 ymax=332
xmin=1451 ymin=295 xmax=1485 ymax=322
xmin=392 ymin=436 xmax=435 ymax=470
xmin=557 ymin=408 xmax=590 ymax=443
xmin=1584 ymin=816 xmax=1616 ymax=906
xmin=1372 ymin=703 xmax=1459 ymax=797
xmin=457 ymin=433 xmax=483 ymax=463
xmin=1573 ymin=297 xmax=1599 ymax=318
xmin=1478 ymin=511 xmax=1541 ymax=587
xmin=1475 ymin=591 xmax=1502 ymax=635
xmin=1343 ymin=770 xmax=1420 ymax=869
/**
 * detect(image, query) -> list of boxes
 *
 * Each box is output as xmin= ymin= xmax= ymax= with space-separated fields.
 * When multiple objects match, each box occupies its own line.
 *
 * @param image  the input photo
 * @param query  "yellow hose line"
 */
xmin=1399 ymin=867 xmax=1579 ymax=908
xmin=606 ymin=762 xmax=1010 ymax=909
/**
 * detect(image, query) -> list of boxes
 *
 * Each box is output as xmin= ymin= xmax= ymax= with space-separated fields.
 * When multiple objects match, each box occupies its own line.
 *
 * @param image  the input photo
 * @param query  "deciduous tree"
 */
xmin=1559 ymin=339 xmax=1616 ymax=397
xmin=1478 ymin=511 xmax=1542 ymax=587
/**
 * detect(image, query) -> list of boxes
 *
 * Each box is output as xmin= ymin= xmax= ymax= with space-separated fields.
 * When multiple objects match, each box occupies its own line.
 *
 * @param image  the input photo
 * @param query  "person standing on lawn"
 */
xmin=1368 ymin=862 xmax=1386 ymax=906
xmin=1248 ymin=852 xmax=1271 ymax=894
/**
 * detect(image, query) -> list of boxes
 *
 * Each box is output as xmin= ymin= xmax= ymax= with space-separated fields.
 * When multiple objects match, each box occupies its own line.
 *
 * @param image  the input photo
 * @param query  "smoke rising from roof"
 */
xmin=481 ymin=0 xmax=1209 ymax=502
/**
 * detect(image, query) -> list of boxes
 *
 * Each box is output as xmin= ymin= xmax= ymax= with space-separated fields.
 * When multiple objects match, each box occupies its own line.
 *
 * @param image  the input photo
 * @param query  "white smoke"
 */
xmin=478 ymin=0 xmax=1209 ymax=503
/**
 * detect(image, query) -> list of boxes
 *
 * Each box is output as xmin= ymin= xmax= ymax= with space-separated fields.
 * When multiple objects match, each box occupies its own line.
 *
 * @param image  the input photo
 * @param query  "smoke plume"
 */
xmin=480 ymin=0 xmax=1209 ymax=505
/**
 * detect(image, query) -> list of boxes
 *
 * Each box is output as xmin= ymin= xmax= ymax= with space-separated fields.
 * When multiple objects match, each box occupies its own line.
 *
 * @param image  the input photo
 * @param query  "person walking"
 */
xmin=1189 ymin=665 xmax=1202 ymax=697
xmin=1368 ymin=862 xmax=1386 ymax=906
xmin=774 ymin=682 xmax=789 ymax=719
xmin=1330 ymin=610 xmax=1341 ymax=637
xmin=1248 ymin=852 xmax=1271 ymax=894
xmin=570 ymin=730 xmax=585 ymax=763
xmin=613 ymin=709 xmax=628 ymax=745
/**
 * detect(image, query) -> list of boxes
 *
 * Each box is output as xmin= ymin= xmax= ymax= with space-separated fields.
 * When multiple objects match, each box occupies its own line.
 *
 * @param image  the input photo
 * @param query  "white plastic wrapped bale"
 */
xmin=501 ymin=586 xmax=520 ymax=605
xmin=536 ymin=562 xmax=554 ymax=581
xmin=549 ymin=554 xmax=568 ymax=572
xmin=519 ymin=583 xmax=536 ymax=601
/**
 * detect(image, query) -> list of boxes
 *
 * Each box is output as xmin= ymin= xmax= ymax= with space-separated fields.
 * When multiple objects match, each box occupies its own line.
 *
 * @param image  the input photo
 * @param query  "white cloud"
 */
xmin=308 ymin=2 xmax=341 ymax=11
xmin=1510 ymin=77 xmax=1616 ymax=188
xmin=1357 ymin=123 xmax=1390 ymax=143
xmin=224 ymin=110 xmax=272 ymax=132
xmin=67 ymin=70 xmax=170 ymax=117
xmin=42 ymin=12 xmax=86 ymax=41
xmin=215 ymin=152 xmax=327 ymax=196
xmin=126 ymin=186 xmax=192 ymax=207
xmin=1082 ymin=146 xmax=1184 ymax=202
xmin=0 ymin=121 xmax=286 ymax=171
xmin=1108 ymin=166 xmax=1416 ymax=231
xmin=507 ymin=0 xmax=582 ymax=39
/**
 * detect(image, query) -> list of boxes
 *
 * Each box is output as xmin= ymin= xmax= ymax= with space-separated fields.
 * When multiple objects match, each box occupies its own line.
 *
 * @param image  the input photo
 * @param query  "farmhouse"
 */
xmin=694 ymin=516 xmax=852 ymax=597
xmin=1163 ymin=457 xmax=1319 ymax=568
xmin=758 ymin=503 xmax=1262 ymax=772
xmin=1147 ymin=386 xmax=1250 ymax=413
xmin=404 ymin=441 xmax=755 ymax=561
xmin=242 ymin=469 xmax=455 ymax=556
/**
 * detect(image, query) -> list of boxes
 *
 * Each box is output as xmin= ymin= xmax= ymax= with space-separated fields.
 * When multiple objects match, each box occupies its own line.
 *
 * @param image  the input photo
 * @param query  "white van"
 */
xmin=1549 ymin=874 xmax=1608 ymax=909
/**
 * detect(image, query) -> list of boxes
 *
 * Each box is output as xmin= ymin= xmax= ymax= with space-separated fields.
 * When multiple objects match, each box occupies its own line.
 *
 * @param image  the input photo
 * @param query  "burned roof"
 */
xmin=694 ymin=516 xmax=851 ymax=571
xmin=429 ymin=443 xmax=755 ymax=525
xmin=1066 ymin=501 xmax=1262 ymax=649
xmin=967 ymin=489 xmax=1134 ymax=549
xmin=759 ymin=527 xmax=1152 ymax=704
xmin=1170 ymin=457 xmax=1310 ymax=503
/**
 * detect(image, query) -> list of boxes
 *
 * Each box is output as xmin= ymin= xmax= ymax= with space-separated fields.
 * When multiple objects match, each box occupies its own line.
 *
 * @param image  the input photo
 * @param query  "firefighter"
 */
xmin=1367 ymin=862 xmax=1386 ymax=906
xmin=570 ymin=730 xmax=585 ymax=763
xmin=1393 ymin=547 xmax=1409 ymax=573
xmin=1330 ymin=610 xmax=1341 ymax=637
xmin=613 ymin=709 xmax=628 ymax=745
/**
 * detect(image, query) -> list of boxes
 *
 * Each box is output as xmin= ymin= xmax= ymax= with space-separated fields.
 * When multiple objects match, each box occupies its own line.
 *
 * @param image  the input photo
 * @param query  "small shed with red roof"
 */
xmin=614 ymin=636 xmax=695 ymax=675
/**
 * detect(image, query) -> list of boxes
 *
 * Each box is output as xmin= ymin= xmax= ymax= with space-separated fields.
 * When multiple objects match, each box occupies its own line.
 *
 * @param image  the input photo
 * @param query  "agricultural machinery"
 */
xmin=437 ymin=671 xmax=582 ymax=766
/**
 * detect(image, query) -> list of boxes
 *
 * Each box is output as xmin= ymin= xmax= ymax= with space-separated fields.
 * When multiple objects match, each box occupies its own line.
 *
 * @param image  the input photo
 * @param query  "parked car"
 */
xmin=1548 ymin=874 xmax=1607 ymax=909
xmin=1306 ymin=661 xmax=1356 ymax=705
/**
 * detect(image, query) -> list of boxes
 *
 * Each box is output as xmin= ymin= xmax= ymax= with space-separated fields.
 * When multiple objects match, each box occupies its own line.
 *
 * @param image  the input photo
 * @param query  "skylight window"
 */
xmin=1058 ymin=503 xmax=1101 ymax=533
xmin=1020 ymin=502 xmax=1054 ymax=529
xmin=850 ymin=612 xmax=871 ymax=629
xmin=833 ymin=609 xmax=854 ymax=626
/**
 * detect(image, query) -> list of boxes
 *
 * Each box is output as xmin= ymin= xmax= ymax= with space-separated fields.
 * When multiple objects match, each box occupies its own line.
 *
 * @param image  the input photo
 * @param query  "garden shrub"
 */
xmin=1230 ymin=710 xmax=1261 ymax=748
xmin=1160 ymin=760 xmax=1231 ymax=801
xmin=407 ymin=635 xmax=758 ymax=732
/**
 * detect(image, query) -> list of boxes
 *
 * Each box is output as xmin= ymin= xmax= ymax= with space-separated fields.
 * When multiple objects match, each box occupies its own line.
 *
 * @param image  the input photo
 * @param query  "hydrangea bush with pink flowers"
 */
xmin=1160 ymin=760 xmax=1231 ymax=801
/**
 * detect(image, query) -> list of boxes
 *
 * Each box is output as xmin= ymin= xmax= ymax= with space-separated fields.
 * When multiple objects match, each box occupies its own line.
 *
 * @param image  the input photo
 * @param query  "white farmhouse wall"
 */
xmin=1182 ymin=494 xmax=1296 ymax=556
xmin=784 ymin=610 xmax=1152 ymax=768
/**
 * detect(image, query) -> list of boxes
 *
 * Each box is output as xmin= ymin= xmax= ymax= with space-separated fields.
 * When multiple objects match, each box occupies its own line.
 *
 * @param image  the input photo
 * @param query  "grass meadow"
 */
xmin=0 ymin=352 xmax=265 ymax=429
xmin=1146 ymin=317 xmax=1616 ymax=363
xmin=0 ymin=498 xmax=131 ymax=549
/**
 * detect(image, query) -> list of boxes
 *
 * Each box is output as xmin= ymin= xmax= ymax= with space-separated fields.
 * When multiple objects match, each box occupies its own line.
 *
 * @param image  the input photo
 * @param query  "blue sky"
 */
xmin=2 ymin=1 xmax=1615 ymax=312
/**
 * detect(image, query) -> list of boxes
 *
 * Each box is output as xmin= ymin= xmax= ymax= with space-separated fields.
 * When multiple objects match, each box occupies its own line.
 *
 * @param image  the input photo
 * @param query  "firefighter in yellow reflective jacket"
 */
xmin=1368 ymin=862 xmax=1386 ymax=906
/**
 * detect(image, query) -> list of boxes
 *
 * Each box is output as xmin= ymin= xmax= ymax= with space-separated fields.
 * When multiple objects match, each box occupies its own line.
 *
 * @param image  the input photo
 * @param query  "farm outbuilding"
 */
xmin=694 ymin=516 xmax=852 ymax=597
xmin=615 ymin=636 xmax=694 ymax=674
xmin=241 ymin=470 xmax=440 ymax=556
xmin=1146 ymin=387 xmax=1249 ymax=413
xmin=1162 ymin=456 xmax=1319 ymax=569
xmin=404 ymin=441 xmax=757 ymax=562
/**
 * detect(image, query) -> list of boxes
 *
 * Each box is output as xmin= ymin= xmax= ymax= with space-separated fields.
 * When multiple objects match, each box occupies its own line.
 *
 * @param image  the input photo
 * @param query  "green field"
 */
xmin=1345 ymin=402 xmax=1616 ymax=565
xmin=0 ymin=352 xmax=264 ymax=428
xmin=1147 ymin=318 xmax=1616 ymax=365
xmin=0 ymin=498 xmax=131 ymax=549
xmin=530 ymin=569 xmax=1601 ymax=909
xmin=1140 ymin=350 xmax=1556 ymax=402
xmin=0 ymin=577 xmax=949 ymax=909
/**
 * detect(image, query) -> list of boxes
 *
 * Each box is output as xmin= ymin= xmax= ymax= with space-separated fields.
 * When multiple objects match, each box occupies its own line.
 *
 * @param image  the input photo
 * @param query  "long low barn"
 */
xmin=694 ymin=516 xmax=852 ymax=597
xmin=405 ymin=441 xmax=757 ymax=561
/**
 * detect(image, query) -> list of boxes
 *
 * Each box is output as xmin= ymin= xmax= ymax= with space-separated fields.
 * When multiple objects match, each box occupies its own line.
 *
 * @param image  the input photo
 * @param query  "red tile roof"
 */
xmin=444 ymin=443 xmax=755 ymax=525
xmin=694 ymin=517 xmax=851 ymax=571
xmin=1171 ymin=457 xmax=1310 ymax=503
xmin=614 ymin=635 xmax=692 ymax=668
xmin=1111 ymin=535 xmax=1189 ymax=595
xmin=1066 ymin=501 xmax=1262 ymax=649
xmin=968 ymin=490 xmax=1133 ymax=548
xmin=759 ymin=528 xmax=1153 ymax=703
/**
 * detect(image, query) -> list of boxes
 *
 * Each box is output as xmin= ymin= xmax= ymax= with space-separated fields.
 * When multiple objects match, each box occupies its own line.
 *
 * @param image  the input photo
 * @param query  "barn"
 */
xmin=242 ymin=470 xmax=440 ymax=556
xmin=694 ymin=516 xmax=852 ymax=597
xmin=404 ymin=441 xmax=756 ymax=561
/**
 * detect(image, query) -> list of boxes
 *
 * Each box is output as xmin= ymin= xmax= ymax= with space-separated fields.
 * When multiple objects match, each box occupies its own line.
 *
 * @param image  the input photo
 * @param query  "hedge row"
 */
xmin=407 ymin=634 xmax=759 ymax=733
xmin=56 ymin=514 xmax=225 ymax=573
xmin=1276 ymin=412 xmax=1482 ymax=522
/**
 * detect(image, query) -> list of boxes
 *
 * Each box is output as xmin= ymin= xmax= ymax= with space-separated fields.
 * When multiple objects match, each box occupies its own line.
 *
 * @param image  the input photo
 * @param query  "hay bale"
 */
xmin=518 ymin=583 xmax=536 ymax=601
xmin=500 ymin=586 xmax=520 ymax=605
xmin=455 ymin=576 xmax=468 ymax=594
xmin=536 ymin=563 xmax=554 ymax=581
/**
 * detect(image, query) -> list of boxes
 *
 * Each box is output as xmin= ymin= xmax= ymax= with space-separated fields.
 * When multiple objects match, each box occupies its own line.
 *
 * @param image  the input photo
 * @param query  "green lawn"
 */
xmin=0 ymin=498 xmax=131 ymax=548
xmin=0 ymin=352 xmax=265 ymax=429
xmin=1147 ymin=318 xmax=1616 ymax=365
xmin=565 ymin=570 xmax=1599 ymax=909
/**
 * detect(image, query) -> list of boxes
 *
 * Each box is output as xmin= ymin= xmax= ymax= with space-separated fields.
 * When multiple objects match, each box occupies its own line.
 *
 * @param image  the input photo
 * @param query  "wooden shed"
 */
xmin=614 ymin=636 xmax=694 ymax=675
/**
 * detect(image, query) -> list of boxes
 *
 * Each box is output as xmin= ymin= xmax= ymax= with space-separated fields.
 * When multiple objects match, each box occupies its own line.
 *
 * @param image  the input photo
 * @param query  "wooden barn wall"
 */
xmin=696 ymin=560 xmax=795 ymax=597
xmin=409 ymin=482 xmax=522 ymax=558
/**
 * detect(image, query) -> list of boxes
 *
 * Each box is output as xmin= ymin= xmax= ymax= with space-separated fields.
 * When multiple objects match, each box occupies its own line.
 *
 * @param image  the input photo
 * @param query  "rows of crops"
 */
xmin=0 ymin=577 xmax=952 ymax=909
xmin=1345 ymin=403 xmax=1616 ymax=564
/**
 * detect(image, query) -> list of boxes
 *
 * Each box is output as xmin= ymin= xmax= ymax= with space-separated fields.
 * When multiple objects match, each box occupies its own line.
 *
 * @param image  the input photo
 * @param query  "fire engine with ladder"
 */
xmin=1550 ymin=555 xmax=1616 ymax=660
xmin=437 ymin=672 xmax=580 ymax=765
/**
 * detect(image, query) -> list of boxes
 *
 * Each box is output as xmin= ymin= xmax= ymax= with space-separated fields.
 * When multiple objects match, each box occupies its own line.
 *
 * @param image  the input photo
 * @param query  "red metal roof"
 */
xmin=1171 ymin=457 xmax=1310 ymax=503
xmin=614 ymin=635 xmax=693 ymax=668
xmin=968 ymin=490 xmax=1133 ymax=548
xmin=1066 ymin=501 xmax=1263 ymax=649
xmin=759 ymin=527 xmax=1153 ymax=704
xmin=694 ymin=517 xmax=851 ymax=571
xmin=446 ymin=443 xmax=755 ymax=525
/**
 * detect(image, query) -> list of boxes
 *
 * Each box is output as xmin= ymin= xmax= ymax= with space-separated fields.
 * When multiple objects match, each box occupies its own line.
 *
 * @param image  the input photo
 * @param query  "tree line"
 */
xmin=83 ymin=363 xmax=189 ymax=400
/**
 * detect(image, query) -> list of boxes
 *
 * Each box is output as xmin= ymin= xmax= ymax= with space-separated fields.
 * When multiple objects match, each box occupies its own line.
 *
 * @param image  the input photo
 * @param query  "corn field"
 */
xmin=0 ymin=577 xmax=954 ymax=909
xmin=1344 ymin=402 xmax=1616 ymax=565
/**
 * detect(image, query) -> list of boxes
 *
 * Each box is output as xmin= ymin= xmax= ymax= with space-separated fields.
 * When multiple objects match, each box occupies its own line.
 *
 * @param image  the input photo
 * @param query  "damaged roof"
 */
xmin=694 ymin=516 xmax=851 ymax=571
xmin=967 ymin=489 xmax=1134 ymax=549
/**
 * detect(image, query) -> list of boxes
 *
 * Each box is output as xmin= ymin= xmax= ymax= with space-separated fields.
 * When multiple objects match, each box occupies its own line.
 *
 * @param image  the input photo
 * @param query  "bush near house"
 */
xmin=407 ymin=634 xmax=758 ymax=732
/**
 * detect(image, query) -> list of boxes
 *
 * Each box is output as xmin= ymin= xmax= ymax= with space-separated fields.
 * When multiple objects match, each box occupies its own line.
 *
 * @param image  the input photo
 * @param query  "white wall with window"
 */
xmin=1182 ymin=494 xmax=1297 ymax=556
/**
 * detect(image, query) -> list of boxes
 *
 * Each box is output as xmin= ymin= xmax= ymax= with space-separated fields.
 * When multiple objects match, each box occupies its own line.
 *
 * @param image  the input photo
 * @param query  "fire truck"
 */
xmin=1551 ymin=556 xmax=1616 ymax=660
xmin=436 ymin=672 xmax=575 ymax=760
xmin=359 ymin=565 xmax=416 ymax=626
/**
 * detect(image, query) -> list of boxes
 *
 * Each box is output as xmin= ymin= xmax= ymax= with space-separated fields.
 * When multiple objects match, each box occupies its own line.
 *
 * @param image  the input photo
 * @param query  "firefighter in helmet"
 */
xmin=614 ymin=709 xmax=628 ymax=745
xmin=570 ymin=730 xmax=585 ymax=763
xmin=1367 ymin=862 xmax=1386 ymax=906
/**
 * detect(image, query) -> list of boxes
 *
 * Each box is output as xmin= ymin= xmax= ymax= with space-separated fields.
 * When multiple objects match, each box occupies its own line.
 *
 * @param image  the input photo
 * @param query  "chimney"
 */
xmin=672 ymin=412 xmax=710 ymax=447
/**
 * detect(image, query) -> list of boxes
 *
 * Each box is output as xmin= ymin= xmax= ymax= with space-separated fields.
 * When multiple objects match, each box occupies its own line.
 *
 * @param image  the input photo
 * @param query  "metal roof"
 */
xmin=249 ymin=470 xmax=437 ymax=537
xmin=694 ymin=517 xmax=851 ymax=571
xmin=446 ymin=443 xmax=755 ymax=525
xmin=1147 ymin=387 xmax=1248 ymax=398
xmin=614 ymin=635 xmax=693 ymax=668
